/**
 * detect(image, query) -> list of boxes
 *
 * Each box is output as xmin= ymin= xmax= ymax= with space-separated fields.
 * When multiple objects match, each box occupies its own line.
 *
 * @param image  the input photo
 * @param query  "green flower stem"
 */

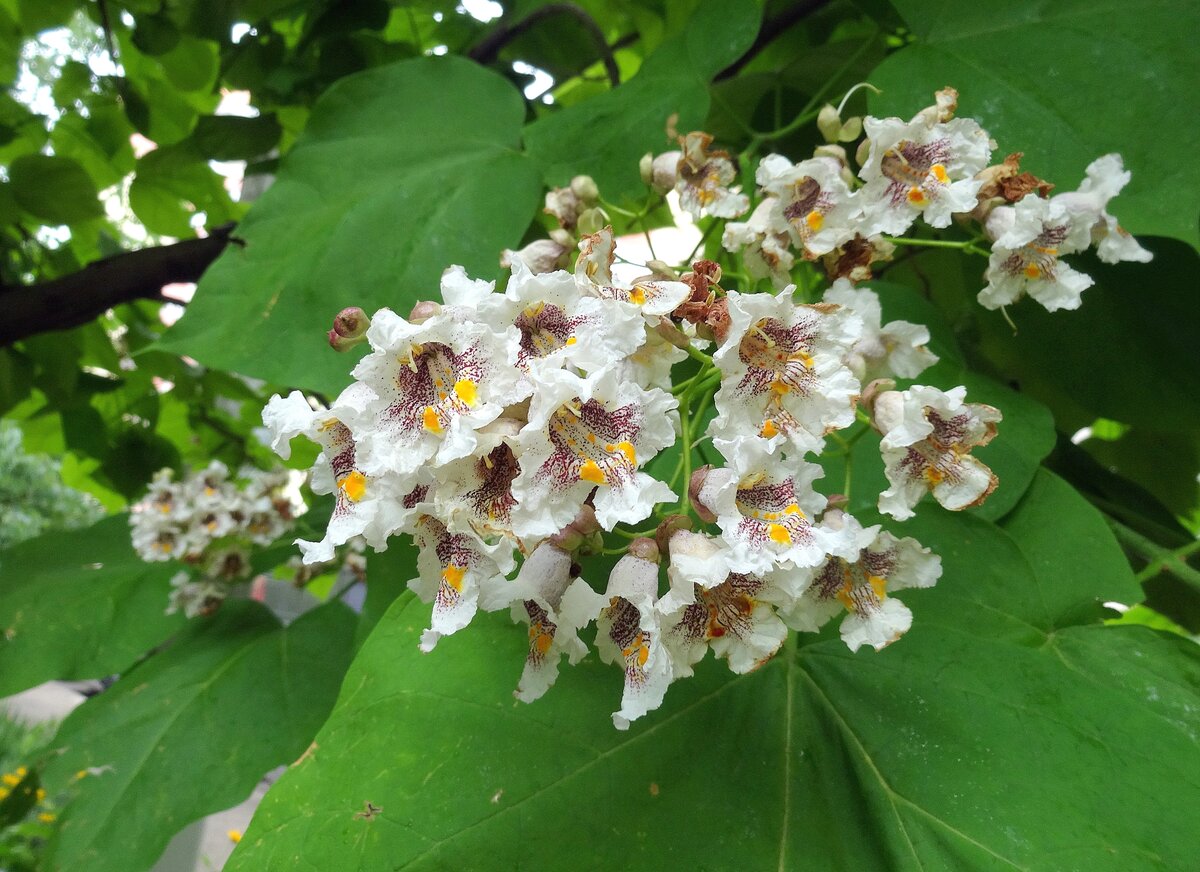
xmin=882 ymin=235 xmax=974 ymax=249
xmin=682 ymin=342 xmax=714 ymax=367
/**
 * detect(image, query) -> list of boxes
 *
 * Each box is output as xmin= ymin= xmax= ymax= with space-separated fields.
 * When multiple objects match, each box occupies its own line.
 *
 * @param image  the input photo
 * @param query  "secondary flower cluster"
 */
xmin=640 ymin=88 xmax=1151 ymax=313
xmin=265 ymin=219 xmax=1002 ymax=728
xmin=129 ymin=461 xmax=294 ymax=617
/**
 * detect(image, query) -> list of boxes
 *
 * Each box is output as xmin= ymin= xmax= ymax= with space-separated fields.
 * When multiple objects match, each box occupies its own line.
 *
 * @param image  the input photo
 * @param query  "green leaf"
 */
xmin=523 ymin=0 xmax=761 ymax=202
xmin=871 ymin=0 xmax=1200 ymax=247
xmin=8 ymin=154 xmax=102 ymax=225
xmin=128 ymin=142 xmax=236 ymax=236
xmin=189 ymin=113 xmax=282 ymax=160
xmin=0 ymin=515 xmax=182 ymax=697
xmin=41 ymin=600 xmax=357 ymax=872
xmin=161 ymin=56 xmax=543 ymax=394
xmin=226 ymin=502 xmax=1198 ymax=870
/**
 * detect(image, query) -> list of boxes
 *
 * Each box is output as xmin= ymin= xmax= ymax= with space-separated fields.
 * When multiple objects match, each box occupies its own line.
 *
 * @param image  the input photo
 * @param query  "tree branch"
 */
xmin=469 ymin=3 xmax=620 ymax=88
xmin=715 ymin=0 xmax=835 ymax=81
xmin=0 ymin=225 xmax=237 ymax=347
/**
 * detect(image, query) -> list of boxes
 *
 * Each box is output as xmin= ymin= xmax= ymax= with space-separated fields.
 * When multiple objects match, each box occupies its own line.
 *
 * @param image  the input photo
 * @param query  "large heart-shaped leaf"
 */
xmin=225 ymin=471 xmax=1196 ymax=870
xmin=161 ymin=56 xmax=543 ymax=395
xmin=523 ymin=0 xmax=760 ymax=201
xmin=41 ymin=600 xmax=357 ymax=872
xmin=0 ymin=515 xmax=182 ymax=697
xmin=869 ymin=0 xmax=1200 ymax=247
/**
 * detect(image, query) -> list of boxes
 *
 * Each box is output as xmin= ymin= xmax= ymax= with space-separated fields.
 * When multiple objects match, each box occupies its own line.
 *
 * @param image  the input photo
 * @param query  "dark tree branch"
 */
xmin=715 ymin=0 xmax=835 ymax=81
xmin=0 ymin=225 xmax=237 ymax=347
xmin=469 ymin=3 xmax=620 ymax=88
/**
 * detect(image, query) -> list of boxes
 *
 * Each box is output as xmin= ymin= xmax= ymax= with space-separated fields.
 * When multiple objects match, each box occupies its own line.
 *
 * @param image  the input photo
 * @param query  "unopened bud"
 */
xmin=628 ymin=537 xmax=660 ymax=563
xmin=570 ymin=174 xmax=598 ymax=203
xmin=644 ymin=151 xmax=680 ymax=194
xmin=859 ymin=378 xmax=896 ymax=421
xmin=644 ymin=259 xmax=678 ymax=281
xmin=501 ymin=239 xmax=569 ymax=274
xmin=576 ymin=206 xmax=607 ymax=237
xmin=640 ymin=152 xmax=655 ymax=186
xmin=855 ymin=137 xmax=872 ymax=168
xmin=549 ymin=228 xmax=573 ymax=247
xmin=817 ymin=103 xmax=841 ymax=143
xmin=328 ymin=306 xmax=369 ymax=351
xmin=655 ymin=514 xmax=693 ymax=557
xmin=408 ymin=300 xmax=441 ymax=323
xmin=688 ymin=466 xmax=717 ymax=523
xmin=549 ymin=504 xmax=601 ymax=553
xmin=824 ymin=494 xmax=849 ymax=512
xmin=655 ymin=320 xmax=693 ymax=350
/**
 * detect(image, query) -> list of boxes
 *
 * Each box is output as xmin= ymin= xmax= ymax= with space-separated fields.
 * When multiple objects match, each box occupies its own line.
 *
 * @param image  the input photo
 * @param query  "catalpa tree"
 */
xmin=0 ymin=2 xmax=1198 ymax=871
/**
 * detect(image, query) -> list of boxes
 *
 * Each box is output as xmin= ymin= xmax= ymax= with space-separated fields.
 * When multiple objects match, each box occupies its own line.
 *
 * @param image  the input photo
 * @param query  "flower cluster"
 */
xmin=129 ymin=461 xmax=295 ymax=617
xmin=265 ymin=86 xmax=1153 ymax=729
xmin=641 ymin=88 xmax=1150 ymax=312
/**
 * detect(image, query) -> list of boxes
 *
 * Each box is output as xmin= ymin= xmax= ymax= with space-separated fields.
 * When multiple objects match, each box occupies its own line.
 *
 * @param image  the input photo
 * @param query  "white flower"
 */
xmin=350 ymin=297 xmax=524 ymax=478
xmin=697 ymin=439 xmax=856 ymax=574
xmin=658 ymin=529 xmax=732 ymax=614
xmin=576 ymin=227 xmax=692 ymax=317
xmin=859 ymin=114 xmax=991 ymax=235
xmin=783 ymin=513 xmax=941 ymax=652
xmin=166 ymin=572 xmax=226 ymax=618
xmin=503 ymin=257 xmax=646 ymax=379
xmin=675 ymin=132 xmax=750 ymax=219
xmin=873 ymin=385 xmax=1002 ymax=521
xmin=757 ymin=154 xmax=862 ymax=257
xmin=409 ymin=514 xmax=516 ymax=652
xmin=593 ymin=553 xmax=674 ymax=730
xmin=508 ymin=543 xmax=596 ymax=702
xmin=662 ymin=562 xmax=806 ymax=677
xmin=709 ymin=287 xmax=862 ymax=454
xmin=431 ymin=420 xmax=522 ymax=540
xmin=1052 ymin=154 xmax=1152 ymax=265
xmin=262 ymin=386 xmax=401 ymax=563
xmin=823 ymin=279 xmax=937 ymax=381
xmin=979 ymin=195 xmax=1095 ymax=312
xmin=721 ymin=198 xmax=795 ymax=288
xmin=510 ymin=368 xmax=677 ymax=537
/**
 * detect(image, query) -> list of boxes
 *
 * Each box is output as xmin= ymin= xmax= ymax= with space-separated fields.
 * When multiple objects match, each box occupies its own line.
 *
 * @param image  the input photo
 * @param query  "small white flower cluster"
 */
xmin=129 ymin=461 xmax=294 ymax=617
xmin=643 ymin=89 xmax=1151 ymax=313
xmin=264 ymin=217 xmax=1004 ymax=728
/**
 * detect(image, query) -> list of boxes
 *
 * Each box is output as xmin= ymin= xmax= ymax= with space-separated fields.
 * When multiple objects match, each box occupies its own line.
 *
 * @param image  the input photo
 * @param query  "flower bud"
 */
xmin=328 ymin=306 xmax=370 ymax=351
xmin=501 ymin=239 xmax=569 ymax=274
xmin=654 ymin=320 xmax=693 ymax=350
xmin=859 ymin=378 xmax=897 ymax=423
xmin=407 ymin=300 xmax=441 ymax=323
xmin=548 ymin=504 xmax=601 ymax=553
xmin=627 ymin=537 xmax=660 ymax=563
xmin=655 ymin=514 xmax=693 ymax=557
xmin=639 ymin=152 xmax=655 ymax=186
xmin=570 ymin=174 xmax=599 ymax=203
xmin=817 ymin=103 xmax=841 ymax=142
xmin=688 ymin=466 xmax=717 ymax=523
xmin=576 ymin=206 xmax=607 ymax=237
xmin=644 ymin=151 xmax=681 ymax=194
xmin=855 ymin=136 xmax=872 ymax=168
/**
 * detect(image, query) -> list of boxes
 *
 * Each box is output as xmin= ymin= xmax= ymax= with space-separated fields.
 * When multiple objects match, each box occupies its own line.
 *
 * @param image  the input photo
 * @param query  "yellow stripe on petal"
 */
xmin=767 ymin=523 xmax=791 ymax=544
xmin=423 ymin=406 xmax=442 ymax=433
xmin=442 ymin=564 xmax=466 ymax=592
xmin=454 ymin=378 xmax=478 ymax=406
xmin=579 ymin=460 xmax=606 ymax=484
xmin=337 ymin=470 xmax=367 ymax=502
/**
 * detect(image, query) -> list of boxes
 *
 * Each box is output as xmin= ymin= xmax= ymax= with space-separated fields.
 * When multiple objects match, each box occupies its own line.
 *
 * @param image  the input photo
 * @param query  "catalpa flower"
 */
xmin=783 ymin=512 xmax=941 ymax=651
xmin=576 ymin=228 xmax=691 ymax=318
xmin=431 ymin=424 xmax=522 ymax=541
xmin=662 ymin=551 xmax=806 ymax=676
xmin=510 ymin=368 xmax=677 ymax=537
xmin=696 ymin=440 xmax=855 ymax=574
xmin=263 ymin=386 xmax=397 ymax=563
xmin=721 ymin=198 xmax=795 ymax=288
xmin=1052 ymin=153 xmax=1152 ymax=265
xmin=823 ymin=279 xmax=938 ymax=381
xmin=351 ymin=297 xmax=523 ymax=478
xmin=675 ymin=132 xmax=750 ymax=219
xmin=410 ymin=514 xmax=516 ymax=652
xmin=859 ymin=112 xmax=991 ymax=235
xmin=709 ymin=288 xmax=862 ymax=454
xmin=980 ymin=194 xmax=1095 ymax=312
xmin=757 ymin=154 xmax=861 ymax=257
xmin=591 ymin=550 xmax=674 ymax=730
xmin=508 ymin=543 xmax=596 ymax=703
xmin=872 ymin=385 xmax=1002 ymax=521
